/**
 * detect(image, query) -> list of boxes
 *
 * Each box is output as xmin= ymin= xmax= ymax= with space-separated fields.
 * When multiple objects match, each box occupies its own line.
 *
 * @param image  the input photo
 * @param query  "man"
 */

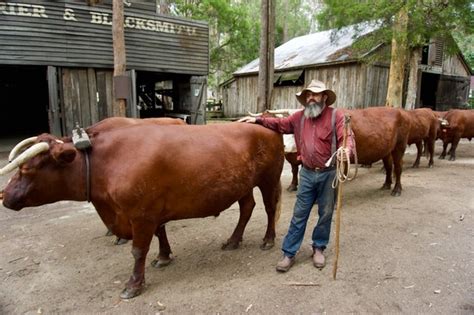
xmin=238 ymin=79 xmax=353 ymax=272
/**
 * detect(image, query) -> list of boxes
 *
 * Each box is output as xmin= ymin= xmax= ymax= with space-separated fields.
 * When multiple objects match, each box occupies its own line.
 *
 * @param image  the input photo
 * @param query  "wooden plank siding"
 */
xmin=442 ymin=53 xmax=471 ymax=77
xmin=60 ymin=67 xmax=113 ymax=134
xmin=0 ymin=0 xmax=209 ymax=75
xmin=224 ymin=62 xmax=390 ymax=117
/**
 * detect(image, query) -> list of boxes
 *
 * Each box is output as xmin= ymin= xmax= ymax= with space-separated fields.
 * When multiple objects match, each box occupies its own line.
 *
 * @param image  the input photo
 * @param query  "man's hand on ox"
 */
xmin=237 ymin=116 xmax=257 ymax=123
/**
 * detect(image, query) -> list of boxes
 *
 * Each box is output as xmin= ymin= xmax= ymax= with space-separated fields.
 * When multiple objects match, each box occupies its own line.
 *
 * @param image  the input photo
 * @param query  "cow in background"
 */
xmin=438 ymin=109 xmax=474 ymax=161
xmin=1 ymin=123 xmax=284 ymax=299
xmin=342 ymin=107 xmax=410 ymax=196
xmin=249 ymin=109 xmax=302 ymax=192
xmin=402 ymin=108 xmax=439 ymax=168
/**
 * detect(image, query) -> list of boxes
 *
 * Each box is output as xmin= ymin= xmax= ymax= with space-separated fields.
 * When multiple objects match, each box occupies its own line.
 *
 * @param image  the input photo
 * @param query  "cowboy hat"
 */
xmin=295 ymin=79 xmax=337 ymax=106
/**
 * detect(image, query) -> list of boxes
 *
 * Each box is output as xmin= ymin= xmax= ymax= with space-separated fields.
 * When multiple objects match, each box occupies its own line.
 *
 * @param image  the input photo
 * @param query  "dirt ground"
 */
xmin=0 ymin=139 xmax=473 ymax=314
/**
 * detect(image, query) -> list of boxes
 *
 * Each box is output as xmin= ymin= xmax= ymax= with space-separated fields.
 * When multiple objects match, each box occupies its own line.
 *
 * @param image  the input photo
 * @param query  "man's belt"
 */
xmin=302 ymin=164 xmax=336 ymax=173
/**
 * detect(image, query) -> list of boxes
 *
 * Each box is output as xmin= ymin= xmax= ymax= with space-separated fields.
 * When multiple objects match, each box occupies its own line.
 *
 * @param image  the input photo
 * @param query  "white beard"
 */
xmin=304 ymin=102 xmax=324 ymax=118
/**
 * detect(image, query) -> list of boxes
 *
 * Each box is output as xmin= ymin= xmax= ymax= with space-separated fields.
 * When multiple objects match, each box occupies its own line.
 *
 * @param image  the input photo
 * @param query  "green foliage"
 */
xmin=170 ymin=0 xmax=316 ymax=90
xmin=171 ymin=0 xmax=261 ymax=89
xmin=317 ymin=0 xmax=474 ymax=62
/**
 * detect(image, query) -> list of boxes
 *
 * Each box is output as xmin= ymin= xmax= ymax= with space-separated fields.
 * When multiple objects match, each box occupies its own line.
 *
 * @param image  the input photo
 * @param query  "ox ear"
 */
xmin=51 ymin=142 xmax=77 ymax=164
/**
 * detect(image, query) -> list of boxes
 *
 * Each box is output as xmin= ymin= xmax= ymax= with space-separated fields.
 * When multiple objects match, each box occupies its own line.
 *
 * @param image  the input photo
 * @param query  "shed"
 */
xmin=0 ymin=0 xmax=209 ymax=140
xmin=221 ymin=23 xmax=472 ymax=117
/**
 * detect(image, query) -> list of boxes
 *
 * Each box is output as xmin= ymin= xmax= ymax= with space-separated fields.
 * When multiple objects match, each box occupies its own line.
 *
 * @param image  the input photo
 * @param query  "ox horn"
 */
xmin=266 ymin=109 xmax=290 ymax=115
xmin=8 ymin=136 xmax=38 ymax=162
xmin=247 ymin=111 xmax=262 ymax=117
xmin=0 ymin=142 xmax=49 ymax=176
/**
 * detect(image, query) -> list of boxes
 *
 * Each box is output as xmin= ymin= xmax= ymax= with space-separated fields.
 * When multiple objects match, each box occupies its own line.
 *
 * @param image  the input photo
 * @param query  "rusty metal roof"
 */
xmin=234 ymin=22 xmax=378 ymax=75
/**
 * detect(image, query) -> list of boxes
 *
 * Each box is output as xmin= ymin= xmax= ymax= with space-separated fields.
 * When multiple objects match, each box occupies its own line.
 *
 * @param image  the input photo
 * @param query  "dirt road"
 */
xmin=0 ymin=140 xmax=473 ymax=314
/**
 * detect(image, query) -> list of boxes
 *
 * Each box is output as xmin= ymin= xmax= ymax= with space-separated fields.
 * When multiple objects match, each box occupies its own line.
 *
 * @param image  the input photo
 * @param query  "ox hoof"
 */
xmin=221 ymin=240 xmax=240 ymax=250
xmin=286 ymin=185 xmax=297 ymax=192
xmin=381 ymin=184 xmax=391 ymax=190
xmin=438 ymin=155 xmax=445 ymax=160
xmin=448 ymin=157 xmax=456 ymax=161
xmin=105 ymin=229 xmax=114 ymax=236
xmin=114 ymin=237 xmax=129 ymax=245
xmin=151 ymin=257 xmax=173 ymax=268
xmin=411 ymin=164 xmax=419 ymax=168
xmin=120 ymin=286 xmax=142 ymax=299
xmin=391 ymin=190 xmax=401 ymax=197
xmin=260 ymin=240 xmax=274 ymax=250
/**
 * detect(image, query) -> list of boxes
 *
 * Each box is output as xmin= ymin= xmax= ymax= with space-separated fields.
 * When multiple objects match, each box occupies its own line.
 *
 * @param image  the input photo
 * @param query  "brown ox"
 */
xmin=342 ymin=107 xmax=410 ymax=196
xmin=402 ymin=108 xmax=439 ymax=168
xmin=439 ymin=109 xmax=474 ymax=161
xmin=1 ymin=123 xmax=284 ymax=299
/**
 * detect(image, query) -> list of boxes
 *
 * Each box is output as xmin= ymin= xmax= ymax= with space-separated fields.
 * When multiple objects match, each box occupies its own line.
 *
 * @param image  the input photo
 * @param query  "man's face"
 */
xmin=304 ymin=91 xmax=327 ymax=118
xmin=305 ymin=91 xmax=326 ymax=105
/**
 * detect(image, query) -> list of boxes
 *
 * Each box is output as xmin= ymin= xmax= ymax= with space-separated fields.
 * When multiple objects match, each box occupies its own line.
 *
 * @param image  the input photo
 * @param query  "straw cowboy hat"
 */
xmin=295 ymin=79 xmax=337 ymax=106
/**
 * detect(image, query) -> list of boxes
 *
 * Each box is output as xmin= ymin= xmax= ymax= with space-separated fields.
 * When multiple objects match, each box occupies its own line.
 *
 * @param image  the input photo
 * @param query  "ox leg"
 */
xmin=285 ymin=153 xmax=299 ymax=192
xmin=426 ymin=139 xmax=435 ymax=168
xmin=439 ymin=141 xmax=449 ymax=159
xmin=412 ymin=142 xmax=422 ymax=168
xmin=391 ymin=150 xmax=404 ymax=197
xmin=259 ymin=182 xmax=282 ymax=250
xmin=222 ymin=192 xmax=255 ymax=250
xmin=287 ymin=163 xmax=299 ymax=192
xmin=448 ymin=137 xmax=460 ymax=161
xmin=120 ymin=221 xmax=156 ymax=300
xmin=381 ymin=156 xmax=393 ymax=190
xmin=151 ymin=225 xmax=173 ymax=268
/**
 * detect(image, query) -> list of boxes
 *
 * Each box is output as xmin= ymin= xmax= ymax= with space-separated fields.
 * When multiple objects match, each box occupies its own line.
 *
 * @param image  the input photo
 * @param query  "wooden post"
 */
xmin=332 ymin=115 xmax=350 ymax=280
xmin=112 ymin=0 xmax=127 ymax=117
xmin=257 ymin=0 xmax=275 ymax=113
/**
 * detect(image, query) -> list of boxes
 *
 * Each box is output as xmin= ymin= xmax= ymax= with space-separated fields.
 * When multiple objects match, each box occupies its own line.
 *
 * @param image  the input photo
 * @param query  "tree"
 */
xmin=171 ymin=0 xmax=261 ymax=92
xmin=170 ymin=0 xmax=318 ymax=94
xmin=317 ymin=0 xmax=474 ymax=108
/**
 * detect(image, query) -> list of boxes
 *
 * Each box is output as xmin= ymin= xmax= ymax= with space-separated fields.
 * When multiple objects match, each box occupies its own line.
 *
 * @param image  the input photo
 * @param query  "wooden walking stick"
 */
xmin=332 ymin=114 xmax=351 ymax=280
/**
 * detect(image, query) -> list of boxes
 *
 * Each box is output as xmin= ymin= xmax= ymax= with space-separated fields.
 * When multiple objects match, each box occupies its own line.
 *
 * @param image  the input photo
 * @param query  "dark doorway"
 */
xmin=419 ymin=72 xmax=440 ymax=110
xmin=135 ymin=71 xmax=192 ymax=123
xmin=0 ymin=66 xmax=50 ymax=140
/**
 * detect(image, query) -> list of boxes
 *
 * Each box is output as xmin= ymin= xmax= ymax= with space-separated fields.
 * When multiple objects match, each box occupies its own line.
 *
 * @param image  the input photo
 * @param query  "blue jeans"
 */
xmin=281 ymin=166 xmax=336 ymax=257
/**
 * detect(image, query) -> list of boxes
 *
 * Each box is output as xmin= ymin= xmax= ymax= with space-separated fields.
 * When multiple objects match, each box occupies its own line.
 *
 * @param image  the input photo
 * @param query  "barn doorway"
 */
xmin=419 ymin=72 xmax=440 ymax=110
xmin=0 ymin=65 xmax=49 ymax=151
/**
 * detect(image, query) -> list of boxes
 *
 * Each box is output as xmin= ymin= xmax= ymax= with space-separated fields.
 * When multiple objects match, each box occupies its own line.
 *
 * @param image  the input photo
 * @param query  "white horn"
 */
xmin=0 ymin=142 xmax=49 ymax=176
xmin=8 ymin=136 xmax=38 ymax=162
xmin=266 ymin=109 xmax=290 ymax=115
xmin=247 ymin=111 xmax=262 ymax=117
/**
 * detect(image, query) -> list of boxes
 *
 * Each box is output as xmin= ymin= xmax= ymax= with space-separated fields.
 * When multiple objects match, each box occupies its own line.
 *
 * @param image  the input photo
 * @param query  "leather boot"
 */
xmin=312 ymin=248 xmax=325 ymax=269
xmin=276 ymin=255 xmax=295 ymax=272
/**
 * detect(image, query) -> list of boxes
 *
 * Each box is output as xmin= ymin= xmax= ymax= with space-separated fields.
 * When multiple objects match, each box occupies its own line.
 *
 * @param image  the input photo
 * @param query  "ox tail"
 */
xmin=275 ymin=181 xmax=282 ymax=223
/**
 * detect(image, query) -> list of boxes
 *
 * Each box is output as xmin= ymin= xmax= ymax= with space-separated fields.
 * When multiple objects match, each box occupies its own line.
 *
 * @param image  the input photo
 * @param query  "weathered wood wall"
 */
xmin=0 ymin=0 xmax=209 ymax=75
xmin=223 ymin=62 xmax=390 ymax=117
xmin=442 ymin=53 xmax=471 ymax=77
xmin=60 ymin=68 xmax=113 ymax=134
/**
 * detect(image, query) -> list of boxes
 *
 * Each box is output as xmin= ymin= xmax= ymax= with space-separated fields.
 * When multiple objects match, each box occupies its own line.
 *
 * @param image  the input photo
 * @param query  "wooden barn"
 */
xmin=0 ymin=0 xmax=209 ymax=141
xmin=221 ymin=23 xmax=472 ymax=117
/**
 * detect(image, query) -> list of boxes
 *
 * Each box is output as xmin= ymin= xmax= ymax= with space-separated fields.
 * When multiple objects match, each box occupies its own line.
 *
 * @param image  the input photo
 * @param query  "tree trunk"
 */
xmin=385 ymin=6 xmax=408 ymax=108
xmin=158 ymin=0 xmax=170 ymax=14
xmin=257 ymin=0 xmax=275 ymax=113
xmin=404 ymin=47 xmax=422 ymax=110
xmin=281 ymin=0 xmax=288 ymax=43
xmin=112 ymin=0 xmax=127 ymax=117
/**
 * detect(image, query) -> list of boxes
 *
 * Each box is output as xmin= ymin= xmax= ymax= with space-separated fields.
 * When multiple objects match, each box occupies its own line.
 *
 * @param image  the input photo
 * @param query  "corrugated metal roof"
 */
xmin=234 ymin=22 xmax=378 ymax=75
